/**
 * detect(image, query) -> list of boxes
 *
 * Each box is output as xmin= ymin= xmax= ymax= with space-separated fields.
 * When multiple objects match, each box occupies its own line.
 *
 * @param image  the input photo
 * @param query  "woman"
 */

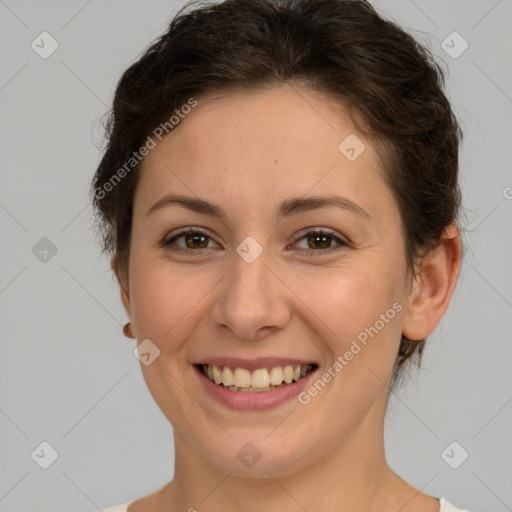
xmin=92 ymin=0 xmax=471 ymax=510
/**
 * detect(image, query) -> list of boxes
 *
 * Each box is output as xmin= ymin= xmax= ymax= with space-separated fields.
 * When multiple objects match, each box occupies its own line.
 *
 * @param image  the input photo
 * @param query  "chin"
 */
xmin=196 ymin=429 xmax=317 ymax=477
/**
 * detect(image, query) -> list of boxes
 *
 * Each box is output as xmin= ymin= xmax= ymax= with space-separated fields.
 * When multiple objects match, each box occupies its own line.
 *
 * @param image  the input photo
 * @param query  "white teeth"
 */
xmin=222 ymin=367 xmax=234 ymax=387
xmin=202 ymin=363 xmax=314 ymax=392
xmin=212 ymin=365 xmax=222 ymax=384
xmin=269 ymin=366 xmax=284 ymax=385
xmin=251 ymin=369 xmax=270 ymax=388
xmin=283 ymin=365 xmax=294 ymax=384
xmin=234 ymin=367 xmax=251 ymax=388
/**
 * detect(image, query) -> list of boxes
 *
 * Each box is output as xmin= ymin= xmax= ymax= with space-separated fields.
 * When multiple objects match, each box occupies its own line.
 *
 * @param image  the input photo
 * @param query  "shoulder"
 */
xmin=100 ymin=501 xmax=134 ymax=512
xmin=439 ymin=497 xmax=474 ymax=512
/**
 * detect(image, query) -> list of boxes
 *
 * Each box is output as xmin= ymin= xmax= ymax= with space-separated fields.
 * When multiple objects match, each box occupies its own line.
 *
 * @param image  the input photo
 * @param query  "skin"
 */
xmin=112 ymin=83 xmax=461 ymax=512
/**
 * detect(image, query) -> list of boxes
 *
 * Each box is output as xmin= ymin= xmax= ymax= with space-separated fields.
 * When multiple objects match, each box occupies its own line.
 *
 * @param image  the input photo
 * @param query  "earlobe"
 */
xmin=402 ymin=224 xmax=462 ymax=341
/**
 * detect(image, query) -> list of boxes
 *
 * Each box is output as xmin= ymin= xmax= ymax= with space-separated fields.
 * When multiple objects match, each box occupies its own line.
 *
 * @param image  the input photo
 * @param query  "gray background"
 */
xmin=1 ymin=0 xmax=511 ymax=511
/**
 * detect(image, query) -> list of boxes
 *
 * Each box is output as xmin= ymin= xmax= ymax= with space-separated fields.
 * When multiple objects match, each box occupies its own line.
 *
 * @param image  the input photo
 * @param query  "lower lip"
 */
xmin=193 ymin=365 xmax=318 ymax=410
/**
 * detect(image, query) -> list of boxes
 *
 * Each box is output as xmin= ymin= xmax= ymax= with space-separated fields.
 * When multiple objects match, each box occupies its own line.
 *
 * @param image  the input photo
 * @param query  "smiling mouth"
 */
xmin=196 ymin=363 xmax=317 ymax=393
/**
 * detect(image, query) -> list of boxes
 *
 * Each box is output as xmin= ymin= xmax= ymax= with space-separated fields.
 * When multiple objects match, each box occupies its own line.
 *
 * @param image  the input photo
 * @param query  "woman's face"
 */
xmin=123 ymin=84 xmax=411 ymax=476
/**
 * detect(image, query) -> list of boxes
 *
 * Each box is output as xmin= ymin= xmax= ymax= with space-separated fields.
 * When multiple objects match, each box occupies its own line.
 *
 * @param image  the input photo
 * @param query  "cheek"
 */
xmin=129 ymin=251 xmax=221 ymax=345
xmin=300 ymin=262 xmax=404 ymax=390
xmin=302 ymin=264 xmax=402 ymax=339
xmin=290 ymin=267 xmax=404 ymax=440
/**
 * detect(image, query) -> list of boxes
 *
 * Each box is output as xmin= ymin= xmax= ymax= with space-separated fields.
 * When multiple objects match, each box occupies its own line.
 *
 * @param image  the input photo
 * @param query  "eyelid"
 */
xmin=162 ymin=226 xmax=219 ymax=247
xmin=288 ymin=228 xmax=350 ymax=255
xmin=291 ymin=226 xmax=349 ymax=245
xmin=161 ymin=226 xmax=351 ymax=254
xmin=296 ymin=226 xmax=348 ymax=243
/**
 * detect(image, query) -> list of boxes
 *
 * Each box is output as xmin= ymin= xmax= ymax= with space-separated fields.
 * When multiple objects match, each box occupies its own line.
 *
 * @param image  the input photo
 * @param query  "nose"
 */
xmin=211 ymin=248 xmax=292 ymax=341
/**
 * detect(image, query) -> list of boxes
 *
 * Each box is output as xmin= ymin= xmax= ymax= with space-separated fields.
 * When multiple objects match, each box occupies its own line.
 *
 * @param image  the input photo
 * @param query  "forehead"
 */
xmin=148 ymin=85 xmax=361 ymax=166
xmin=134 ymin=84 xmax=395 ymax=222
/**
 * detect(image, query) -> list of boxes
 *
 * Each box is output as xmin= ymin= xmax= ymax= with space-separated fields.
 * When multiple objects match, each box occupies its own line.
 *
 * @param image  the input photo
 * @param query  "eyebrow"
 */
xmin=146 ymin=193 xmax=370 ymax=220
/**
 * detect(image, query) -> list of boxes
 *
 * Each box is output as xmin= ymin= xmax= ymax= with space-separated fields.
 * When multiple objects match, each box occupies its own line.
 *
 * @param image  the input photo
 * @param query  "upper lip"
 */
xmin=194 ymin=357 xmax=317 ymax=370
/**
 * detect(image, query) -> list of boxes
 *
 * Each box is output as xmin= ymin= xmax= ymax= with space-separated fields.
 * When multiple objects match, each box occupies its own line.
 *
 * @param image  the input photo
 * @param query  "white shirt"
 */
xmin=100 ymin=496 xmax=473 ymax=511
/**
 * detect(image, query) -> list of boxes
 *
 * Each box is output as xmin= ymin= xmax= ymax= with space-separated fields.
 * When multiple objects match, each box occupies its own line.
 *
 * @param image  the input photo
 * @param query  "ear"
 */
xmin=110 ymin=257 xmax=132 ymax=321
xmin=402 ymin=224 xmax=462 ymax=341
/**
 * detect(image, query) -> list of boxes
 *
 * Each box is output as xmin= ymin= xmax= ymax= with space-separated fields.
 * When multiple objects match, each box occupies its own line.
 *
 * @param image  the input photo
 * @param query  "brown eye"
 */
xmin=292 ymin=229 xmax=348 ymax=256
xmin=182 ymin=232 xmax=209 ymax=249
xmin=307 ymin=232 xmax=332 ymax=250
xmin=163 ymin=228 xmax=219 ymax=254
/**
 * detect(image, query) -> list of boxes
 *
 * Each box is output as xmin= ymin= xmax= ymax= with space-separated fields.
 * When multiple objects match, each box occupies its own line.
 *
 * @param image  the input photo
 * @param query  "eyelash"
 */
xmin=161 ymin=227 xmax=349 ymax=257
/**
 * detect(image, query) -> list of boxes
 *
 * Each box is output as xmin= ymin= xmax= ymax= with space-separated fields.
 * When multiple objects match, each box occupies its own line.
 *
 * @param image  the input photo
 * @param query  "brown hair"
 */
xmin=91 ymin=0 xmax=462 ymax=390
